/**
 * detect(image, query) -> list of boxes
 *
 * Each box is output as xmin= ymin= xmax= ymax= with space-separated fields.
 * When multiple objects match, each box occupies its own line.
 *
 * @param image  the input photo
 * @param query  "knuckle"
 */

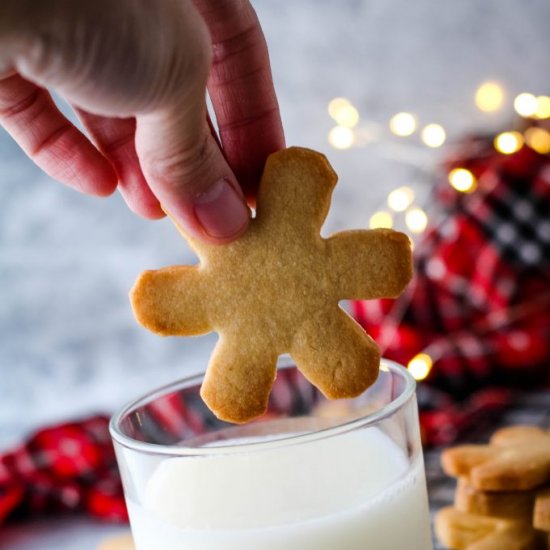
xmin=141 ymin=132 xmax=213 ymax=196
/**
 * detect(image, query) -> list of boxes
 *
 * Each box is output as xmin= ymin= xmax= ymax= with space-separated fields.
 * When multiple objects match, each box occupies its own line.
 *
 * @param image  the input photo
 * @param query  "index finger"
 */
xmin=194 ymin=0 xmax=285 ymax=201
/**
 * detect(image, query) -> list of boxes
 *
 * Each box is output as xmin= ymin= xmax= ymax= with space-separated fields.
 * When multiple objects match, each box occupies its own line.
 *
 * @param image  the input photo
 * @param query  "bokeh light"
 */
xmin=494 ymin=131 xmax=524 ymax=155
xmin=525 ymin=127 xmax=550 ymax=154
xmin=475 ymin=82 xmax=504 ymax=113
xmin=389 ymin=112 xmax=417 ymax=137
xmin=448 ymin=168 xmax=477 ymax=193
xmin=328 ymin=126 xmax=354 ymax=149
xmin=369 ymin=211 xmax=393 ymax=229
xmin=407 ymin=353 xmax=433 ymax=381
xmin=333 ymin=104 xmax=360 ymax=128
xmin=514 ymin=93 xmax=538 ymax=118
xmin=535 ymin=96 xmax=550 ymax=119
xmin=387 ymin=186 xmax=415 ymax=212
xmin=328 ymin=97 xmax=351 ymax=120
xmin=421 ymin=124 xmax=447 ymax=148
xmin=405 ymin=207 xmax=428 ymax=233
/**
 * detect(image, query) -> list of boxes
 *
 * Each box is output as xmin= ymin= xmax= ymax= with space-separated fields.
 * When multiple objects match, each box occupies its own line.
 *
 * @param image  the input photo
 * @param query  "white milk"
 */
xmin=127 ymin=428 xmax=432 ymax=550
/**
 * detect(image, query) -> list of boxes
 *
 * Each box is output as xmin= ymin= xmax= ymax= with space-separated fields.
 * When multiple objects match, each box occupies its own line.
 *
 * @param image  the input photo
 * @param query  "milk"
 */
xmin=127 ymin=428 xmax=432 ymax=550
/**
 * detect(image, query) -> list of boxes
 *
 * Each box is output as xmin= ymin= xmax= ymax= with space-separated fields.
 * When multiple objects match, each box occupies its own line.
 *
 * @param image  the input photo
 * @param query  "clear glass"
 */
xmin=110 ymin=358 xmax=433 ymax=550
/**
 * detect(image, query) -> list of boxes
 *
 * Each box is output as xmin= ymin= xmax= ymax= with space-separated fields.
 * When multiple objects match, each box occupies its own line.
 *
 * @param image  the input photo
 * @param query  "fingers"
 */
xmin=1 ymin=0 xmax=267 ymax=241
xmin=0 ymin=74 xmax=117 ymax=196
xmin=75 ymin=109 xmax=163 ymax=219
xmin=195 ymin=0 xmax=285 ymax=199
xmin=136 ymin=103 xmax=250 ymax=244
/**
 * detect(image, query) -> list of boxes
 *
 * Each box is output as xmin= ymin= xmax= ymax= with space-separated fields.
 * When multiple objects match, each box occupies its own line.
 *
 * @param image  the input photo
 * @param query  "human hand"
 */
xmin=0 ymin=0 xmax=284 ymax=243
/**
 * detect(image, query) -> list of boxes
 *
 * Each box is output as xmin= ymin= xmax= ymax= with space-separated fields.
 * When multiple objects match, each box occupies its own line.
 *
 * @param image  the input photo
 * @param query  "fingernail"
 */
xmin=194 ymin=179 xmax=249 ymax=240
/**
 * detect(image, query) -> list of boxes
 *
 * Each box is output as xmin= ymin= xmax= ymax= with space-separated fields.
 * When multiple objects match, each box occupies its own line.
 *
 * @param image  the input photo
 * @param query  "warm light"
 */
xmin=448 ymin=168 xmax=477 ymax=193
xmin=535 ymin=96 xmax=550 ymax=119
xmin=525 ymin=127 xmax=550 ymax=154
xmin=389 ymin=112 xmax=416 ymax=137
xmin=387 ymin=186 xmax=415 ymax=212
xmin=475 ymin=82 xmax=504 ymax=113
xmin=514 ymin=93 xmax=538 ymax=118
xmin=407 ymin=353 xmax=433 ymax=381
xmin=421 ymin=124 xmax=446 ymax=148
xmin=333 ymin=104 xmax=360 ymax=128
xmin=328 ymin=97 xmax=351 ymax=120
xmin=328 ymin=126 xmax=354 ymax=149
xmin=369 ymin=211 xmax=393 ymax=229
xmin=405 ymin=207 xmax=428 ymax=233
xmin=494 ymin=131 xmax=524 ymax=155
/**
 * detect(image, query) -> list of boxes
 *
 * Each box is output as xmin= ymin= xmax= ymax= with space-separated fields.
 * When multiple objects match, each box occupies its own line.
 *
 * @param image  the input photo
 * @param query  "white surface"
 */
xmin=1 ymin=1 xmax=550 ymax=548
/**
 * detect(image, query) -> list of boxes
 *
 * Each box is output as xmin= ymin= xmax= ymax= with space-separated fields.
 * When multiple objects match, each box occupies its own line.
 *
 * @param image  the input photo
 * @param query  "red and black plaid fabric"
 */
xmin=354 ymin=135 xmax=550 ymax=445
xmin=0 ymin=416 xmax=127 ymax=525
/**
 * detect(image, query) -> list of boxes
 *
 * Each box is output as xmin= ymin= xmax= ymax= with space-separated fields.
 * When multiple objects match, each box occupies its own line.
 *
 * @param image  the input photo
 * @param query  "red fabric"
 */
xmin=354 ymin=137 xmax=550 ymax=445
xmin=0 ymin=416 xmax=127 ymax=525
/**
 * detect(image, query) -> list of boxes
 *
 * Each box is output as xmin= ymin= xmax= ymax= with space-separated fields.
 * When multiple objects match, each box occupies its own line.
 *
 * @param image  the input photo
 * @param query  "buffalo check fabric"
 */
xmin=0 ymin=416 xmax=127 ymax=524
xmin=354 ymin=137 xmax=550 ymax=445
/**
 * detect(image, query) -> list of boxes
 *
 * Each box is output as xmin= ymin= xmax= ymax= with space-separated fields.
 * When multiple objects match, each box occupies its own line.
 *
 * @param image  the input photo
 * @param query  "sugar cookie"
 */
xmin=131 ymin=147 xmax=413 ymax=423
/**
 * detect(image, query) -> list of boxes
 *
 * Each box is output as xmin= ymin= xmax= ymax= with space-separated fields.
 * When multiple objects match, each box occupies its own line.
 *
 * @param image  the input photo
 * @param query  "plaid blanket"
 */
xmin=0 ymin=417 xmax=126 ymax=524
xmin=355 ymin=136 xmax=550 ymax=445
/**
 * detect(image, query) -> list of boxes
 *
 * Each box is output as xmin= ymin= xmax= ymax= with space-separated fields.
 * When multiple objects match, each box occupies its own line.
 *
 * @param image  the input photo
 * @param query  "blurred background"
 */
xmin=1 ymin=0 xmax=550 ymax=547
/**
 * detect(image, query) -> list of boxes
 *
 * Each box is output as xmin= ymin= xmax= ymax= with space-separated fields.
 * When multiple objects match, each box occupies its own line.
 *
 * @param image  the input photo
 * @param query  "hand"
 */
xmin=0 ymin=0 xmax=284 ymax=243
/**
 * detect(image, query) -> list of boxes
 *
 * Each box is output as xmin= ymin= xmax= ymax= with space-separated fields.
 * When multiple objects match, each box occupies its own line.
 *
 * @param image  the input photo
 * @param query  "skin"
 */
xmin=0 ymin=0 xmax=285 ymax=243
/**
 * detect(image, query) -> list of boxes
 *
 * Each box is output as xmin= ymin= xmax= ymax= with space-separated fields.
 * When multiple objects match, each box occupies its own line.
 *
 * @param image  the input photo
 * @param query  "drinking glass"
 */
xmin=110 ymin=358 xmax=433 ymax=550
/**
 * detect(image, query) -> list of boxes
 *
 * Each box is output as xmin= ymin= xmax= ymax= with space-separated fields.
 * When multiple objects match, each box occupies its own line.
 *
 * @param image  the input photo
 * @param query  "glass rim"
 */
xmin=109 ymin=357 xmax=416 ymax=457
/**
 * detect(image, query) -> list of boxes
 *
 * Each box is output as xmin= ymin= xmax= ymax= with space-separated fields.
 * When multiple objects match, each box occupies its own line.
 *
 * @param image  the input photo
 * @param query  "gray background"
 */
xmin=1 ymin=1 xmax=550 ymax=548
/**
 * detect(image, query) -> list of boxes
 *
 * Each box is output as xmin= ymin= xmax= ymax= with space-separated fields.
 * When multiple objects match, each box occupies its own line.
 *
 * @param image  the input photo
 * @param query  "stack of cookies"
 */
xmin=435 ymin=425 xmax=550 ymax=549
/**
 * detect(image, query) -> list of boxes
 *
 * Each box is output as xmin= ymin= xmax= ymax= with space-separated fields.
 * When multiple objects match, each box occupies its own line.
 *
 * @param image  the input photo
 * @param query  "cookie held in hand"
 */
xmin=131 ymin=147 xmax=413 ymax=423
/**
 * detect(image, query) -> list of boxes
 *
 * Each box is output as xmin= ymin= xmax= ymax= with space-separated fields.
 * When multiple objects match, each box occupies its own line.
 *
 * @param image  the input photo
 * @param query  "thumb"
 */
xmin=136 ymin=104 xmax=250 ymax=244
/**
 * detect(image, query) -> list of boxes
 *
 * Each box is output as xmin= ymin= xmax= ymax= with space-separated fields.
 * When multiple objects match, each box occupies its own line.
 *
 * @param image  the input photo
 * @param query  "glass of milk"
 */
xmin=110 ymin=358 xmax=433 ymax=550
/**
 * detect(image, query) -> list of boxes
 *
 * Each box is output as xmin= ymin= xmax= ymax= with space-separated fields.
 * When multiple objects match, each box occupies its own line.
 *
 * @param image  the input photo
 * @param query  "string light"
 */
xmin=525 ymin=127 xmax=550 ymax=154
xmin=535 ymin=96 xmax=550 ymax=119
xmin=514 ymin=93 xmax=538 ymax=118
xmin=405 ymin=207 xmax=428 ymax=233
xmin=328 ymin=97 xmax=351 ymax=120
xmin=387 ymin=186 xmax=415 ymax=212
xmin=407 ymin=353 xmax=433 ymax=381
xmin=494 ymin=131 xmax=524 ymax=155
xmin=475 ymin=82 xmax=504 ymax=113
xmin=328 ymin=126 xmax=354 ymax=149
xmin=448 ymin=168 xmax=477 ymax=193
xmin=369 ymin=211 xmax=393 ymax=229
xmin=389 ymin=112 xmax=416 ymax=137
xmin=333 ymin=105 xmax=360 ymax=128
xmin=421 ymin=124 xmax=446 ymax=148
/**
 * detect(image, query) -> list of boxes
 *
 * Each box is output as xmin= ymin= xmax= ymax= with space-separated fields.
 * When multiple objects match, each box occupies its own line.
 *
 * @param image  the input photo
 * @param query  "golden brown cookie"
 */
xmin=455 ymin=477 xmax=537 ymax=520
xmin=435 ymin=506 xmax=545 ymax=550
xmin=131 ymin=147 xmax=413 ymax=423
xmin=97 ymin=533 xmax=135 ymax=550
xmin=442 ymin=426 xmax=550 ymax=491
xmin=534 ymin=488 xmax=550 ymax=533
